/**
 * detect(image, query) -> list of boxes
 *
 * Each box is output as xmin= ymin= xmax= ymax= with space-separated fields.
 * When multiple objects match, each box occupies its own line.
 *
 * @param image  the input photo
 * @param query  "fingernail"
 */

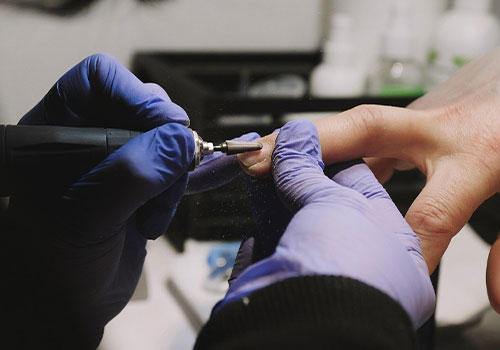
xmin=238 ymin=141 xmax=271 ymax=169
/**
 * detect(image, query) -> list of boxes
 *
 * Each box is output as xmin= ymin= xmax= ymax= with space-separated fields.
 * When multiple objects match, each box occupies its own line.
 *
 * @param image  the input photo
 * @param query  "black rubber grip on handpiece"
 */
xmin=0 ymin=125 xmax=141 ymax=197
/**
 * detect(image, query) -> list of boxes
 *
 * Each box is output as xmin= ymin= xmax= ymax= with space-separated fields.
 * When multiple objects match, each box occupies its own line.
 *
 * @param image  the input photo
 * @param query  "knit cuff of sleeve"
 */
xmin=194 ymin=275 xmax=416 ymax=350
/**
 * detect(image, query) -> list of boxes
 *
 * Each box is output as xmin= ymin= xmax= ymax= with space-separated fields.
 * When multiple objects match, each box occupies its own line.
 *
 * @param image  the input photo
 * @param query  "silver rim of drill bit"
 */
xmin=190 ymin=129 xmax=214 ymax=170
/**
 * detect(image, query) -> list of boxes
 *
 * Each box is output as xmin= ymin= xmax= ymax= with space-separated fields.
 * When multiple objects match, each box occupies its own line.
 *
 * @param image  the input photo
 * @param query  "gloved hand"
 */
xmin=6 ymin=54 xmax=194 ymax=349
xmin=216 ymin=120 xmax=435 ymax=328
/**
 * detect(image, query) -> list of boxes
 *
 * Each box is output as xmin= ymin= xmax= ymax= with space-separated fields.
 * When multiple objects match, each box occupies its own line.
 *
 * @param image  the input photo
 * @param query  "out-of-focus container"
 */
xmin=368 ymin=1 xmax=425 ymax=97
xmin=310 ymin=14 xmax=365 ymax=97
xmin=426 ymin=0 xmax=500 ymax=90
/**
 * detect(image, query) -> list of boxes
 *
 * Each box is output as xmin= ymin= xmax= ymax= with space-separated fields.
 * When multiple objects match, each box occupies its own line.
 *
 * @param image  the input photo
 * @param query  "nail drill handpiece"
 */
xmin=0 ymin=125 xmax=263 ymax=196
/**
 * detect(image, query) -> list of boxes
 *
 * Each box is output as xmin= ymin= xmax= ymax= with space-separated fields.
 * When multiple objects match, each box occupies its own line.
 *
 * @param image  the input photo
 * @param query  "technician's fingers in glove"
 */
xmin=20 ymin=53 xmax=189 ymax=130
xmin=274 ymin=122 xmax=424 ymax=267
xmin=325 ymin=162 xmax=428 ymax=272
xmin=271 ymin=120 xmax=435 ymax=328
xmin=60 ymin=123 xmax=195 ymax=243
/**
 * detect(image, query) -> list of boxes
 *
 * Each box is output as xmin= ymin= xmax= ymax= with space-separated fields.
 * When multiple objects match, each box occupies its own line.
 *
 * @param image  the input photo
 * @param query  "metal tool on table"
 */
xmin=0 ymin=125 xmax=262 ymax=196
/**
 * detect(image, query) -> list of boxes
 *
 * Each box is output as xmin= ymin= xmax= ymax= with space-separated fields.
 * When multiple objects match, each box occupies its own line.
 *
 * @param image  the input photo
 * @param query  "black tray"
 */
xmin=132 ymin=52 xmax=416 ymax=139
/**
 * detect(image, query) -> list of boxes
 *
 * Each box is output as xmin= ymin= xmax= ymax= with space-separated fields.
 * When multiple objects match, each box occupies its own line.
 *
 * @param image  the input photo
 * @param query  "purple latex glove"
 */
xmin=215 ymin=120 xmax=435 ymax=328
xmin=6 ymin=53 xmax=194 ymax=348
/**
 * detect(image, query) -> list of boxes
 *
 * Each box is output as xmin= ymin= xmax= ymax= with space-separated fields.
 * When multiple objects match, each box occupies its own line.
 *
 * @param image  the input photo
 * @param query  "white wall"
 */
xmin=0 ymin=0 xmax=323 ymax=124
xmin=3 ymin=0 xmax=498 ymax=125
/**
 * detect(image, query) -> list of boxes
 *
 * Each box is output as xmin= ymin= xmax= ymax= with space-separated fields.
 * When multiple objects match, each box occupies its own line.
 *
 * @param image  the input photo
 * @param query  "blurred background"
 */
xmin=1 ymin=0 xmax=500 ymax=349
xmin=5 ymin=0 xmax=500 ymax=122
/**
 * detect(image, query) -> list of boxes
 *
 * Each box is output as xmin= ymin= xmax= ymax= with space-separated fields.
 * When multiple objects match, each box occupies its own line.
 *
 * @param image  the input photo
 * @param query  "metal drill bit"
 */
xmin=213 ymin=140 xmax=263 ymax=155
xmin=190 ymin=129 xmax=262 ymax=170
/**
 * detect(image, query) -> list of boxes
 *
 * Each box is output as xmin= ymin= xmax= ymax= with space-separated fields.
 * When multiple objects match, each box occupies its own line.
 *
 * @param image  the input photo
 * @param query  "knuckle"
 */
xmin=441 ymin=98 xmax=500 ymax=172
xmin=440 ymin=103 xmax=466 ymax=124
xmin=110 ymin=126 xmax=194 ymax=194
xmin=85 ymin=53 xmax=119 ymax=90
xmin=157 ymin=124 xmax=195 ymax=166
xmin=349 ymin=104 xmax=384 ymax=142
xmin=406 ymin=200 xmax=456 ymax=241
xmin=87 ymin=53 xmax=117 ymax=68
xmin=145 ymin=82 xmax=170 ymax=100
xmin=474 ymin=123 xmax=500 ymax=165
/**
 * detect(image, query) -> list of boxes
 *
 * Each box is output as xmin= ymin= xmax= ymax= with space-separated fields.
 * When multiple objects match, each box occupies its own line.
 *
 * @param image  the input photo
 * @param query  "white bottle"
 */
xmin=426 ymin=0 xmax=500 ymax=90
xmin=309 ymin=13 xmax=365 ymax=97
xmin=368 ymin=1 xmax=425 ymax=97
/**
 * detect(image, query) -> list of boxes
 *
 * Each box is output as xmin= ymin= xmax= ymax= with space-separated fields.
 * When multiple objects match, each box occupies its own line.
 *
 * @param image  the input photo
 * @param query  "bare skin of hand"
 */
xmin=238 ymin=48 xmax=500 ymax=313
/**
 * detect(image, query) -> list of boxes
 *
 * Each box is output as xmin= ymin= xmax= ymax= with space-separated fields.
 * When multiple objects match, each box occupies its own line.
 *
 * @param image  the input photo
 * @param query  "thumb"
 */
xmin=59 ymin=123 xmax=194 ymax=244
xmin=487 ymin=232 xmax=500 ymax=314
xmin=271 ymin=120 xmax=328 ymax=211
xmin=406 ymin=159 xmax=495 ymax=273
